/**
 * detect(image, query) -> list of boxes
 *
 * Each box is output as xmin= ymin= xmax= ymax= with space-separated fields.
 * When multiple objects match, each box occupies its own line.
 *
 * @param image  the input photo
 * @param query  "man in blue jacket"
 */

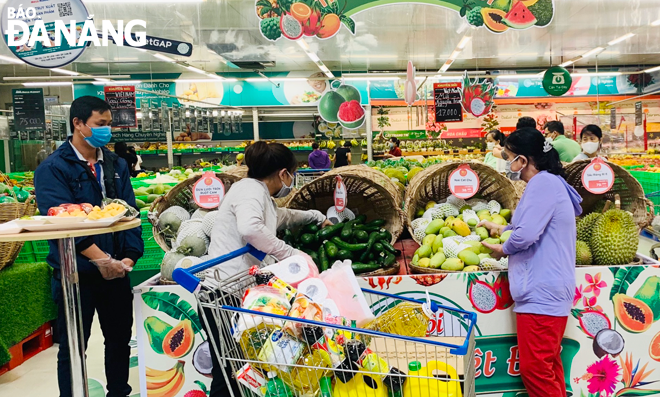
xmin=35 ymin=96 xmax=144 ymax=397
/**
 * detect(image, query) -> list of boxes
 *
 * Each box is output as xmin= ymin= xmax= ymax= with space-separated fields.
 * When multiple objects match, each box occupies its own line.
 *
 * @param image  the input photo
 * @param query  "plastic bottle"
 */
xmin=363 ymin=293 xmax=438 ymax=337
xmin=319 ymin=376 xmax=334 ymax=397
xmin=264 ymin=371 xmax=294 ymax=397
xmin=239 ymin=324 xmax=277 ymax=362
xmin=383 ymin=367 xmax=406 ymax=397
xmin=289 ymin=348 xmax=331 ymax=394
xmin=402 ymin=361 xmax=462 ymax=397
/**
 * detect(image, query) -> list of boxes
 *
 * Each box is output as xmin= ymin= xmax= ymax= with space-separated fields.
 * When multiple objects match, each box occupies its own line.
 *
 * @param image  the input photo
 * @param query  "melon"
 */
xmin=337 ymin=100 xmax=365 ymax=130
xmin=158 ymin=206 xmax=190 ymax=237
xmin=503 ymin=1 xmax=537 ymax=29
xmin=177 ymin=219 xmax=203 ymax=238
xmin=161 ymin=251 xmax=186 ymax=280
xmin=318 ymin=91 xmax=345 ymax=123
xmin=176 ymin=221 xmax=209 ymax=257
xmin=191 ymin=208 xmax=210 ymax=220
xmin=280 ymin=13 xmax=303 ymax=40
xmin=202 ymin=211 xmax=220 ymax=236
xmin=335 ymin=84 xmax=361 ymax=103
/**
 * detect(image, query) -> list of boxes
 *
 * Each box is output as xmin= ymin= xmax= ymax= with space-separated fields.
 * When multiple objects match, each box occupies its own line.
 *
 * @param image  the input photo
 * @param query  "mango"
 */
xmin=443 ymin=229 xmax=457 ymax=238
xmin=459 ymin=205 xmax=472 ymax=214
xmin=458 ymin=249 xmax=480 ymax=266
xmin=451 ymin=219 xmax=471 ymax=237
xmin=441 ymin=258 xmax=464 ymax=271
xmin=416 ymin=208 xmax=425 ymax=217
xmin=432 ymin=236 xmax=444 ymax=253
xmin=425 ymin=219 xmax=444 ymax=235
xmin=480 ymin=237 xmax=501 ymax=254
xmin=457 ymin=214 xmax=463 ymax=221
xmin=500 ymin=208 xmax=512 ymax=221
xmin=439 ymin=226 xmax=451 ymax=235
xmin=430 ymin=252 xmax=446 ymax=269
xmin=478 ymin=253 xmax=492 ymax=260
xmin=412 ymin=254 xmax=420 ymax=266
xmin=415 ymin=245 xmax=433 ymax=258
xmin=475 ymin=227 xmax=489 ymax=240
xmin=418 ymin=258 xmax=431 ymax=268
xmin=467 ymin=218 xmax=478 ymax=227
xmin=463 ymin=265 xmax=480 ymax=272
xmin=464 ymin=240 xmax=482 ymax=255
xmin=492 ymin=214 xmax=507 ymax=226
xmin=500 ymin=230 xmax=512 ymax=243
xmin=422 ymin=234 xmax=436 ymax=247
xmin=444 ymin=216 xmax=455 ymax=227
xmin=425 ymin=201 xmax=437 ymax=211
xmin=479 ymin=214 xmax=493 ymax=222
xmin=476 ymin=209 xmax=490 ymax=218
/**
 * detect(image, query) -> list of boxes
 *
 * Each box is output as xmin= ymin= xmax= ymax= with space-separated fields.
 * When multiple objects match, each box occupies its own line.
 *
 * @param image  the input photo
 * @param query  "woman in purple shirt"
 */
xmin=308 ymin=142 xmax=331 ymax=169
xmin=480 ymin=128 xmax=583 ymax=397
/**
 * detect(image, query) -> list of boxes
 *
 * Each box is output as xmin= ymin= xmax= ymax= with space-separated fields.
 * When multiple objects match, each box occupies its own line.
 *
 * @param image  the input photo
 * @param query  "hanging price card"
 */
xmin=334 ymin=176 xmax=347 ymax=212
xmin=192 ymin=172 xmax=225 ymax=209
xmin=581 ymin=158 xmax=614 ymax=195
xmin=448 ymin=164 xmax=480 ymax=199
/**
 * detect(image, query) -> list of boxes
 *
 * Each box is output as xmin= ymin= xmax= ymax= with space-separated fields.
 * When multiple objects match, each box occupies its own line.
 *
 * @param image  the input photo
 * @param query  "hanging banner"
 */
xmin=318 ymin=82 xmax=365 ymax=130
xmin=192 ymin=172 xmax=225 ymax=209
xmin=581 ymin=158 xmax=614 ymax=195
xmin=104 ymin=86 xmax=137 ymax=128
xmin=404 ymin=61 xmax=417 ymax=106
xmin=542 ymin=66 xmax=573 ymax=96
xmin=433 ymin=82 xmax=463 ymax=123
xmin=334 ymin=176 xmax=347 ymax=212
xmin=12 ymin=88 xmax=45 ymax=133
xmin=104 ymin=33 xmax=193 ymax=57
xmin=448 ymin=164 xmax=480 ymax=199
xmin=635 ymin=101 xmax=643 ymax=126
xmin=460 ymin=72 xmax=496 ymax=118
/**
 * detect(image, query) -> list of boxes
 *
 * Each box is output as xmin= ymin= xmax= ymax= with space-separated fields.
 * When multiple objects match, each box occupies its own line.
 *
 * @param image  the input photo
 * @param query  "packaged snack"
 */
xmin=236 ymin=364 xmax=266 ymax=396
xmin=242 ymin=286 xmax=291 ymax=316
xmin=283 ymin=293 xmax=323 ymax=337
xmin=250 ymin=266 xmax=297 ymax=302
xmin=258 ymin=330 xmax=305 ymax=373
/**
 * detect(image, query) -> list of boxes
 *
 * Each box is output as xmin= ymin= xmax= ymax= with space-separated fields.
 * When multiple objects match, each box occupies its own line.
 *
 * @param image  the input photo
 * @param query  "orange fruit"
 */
xmin=291 ymin=3 xmax=312 ymax=23
xmin=650 ymin=330 xmax=660 ymax=362
xmin=317 ymin=13 xmax=341 ymax=39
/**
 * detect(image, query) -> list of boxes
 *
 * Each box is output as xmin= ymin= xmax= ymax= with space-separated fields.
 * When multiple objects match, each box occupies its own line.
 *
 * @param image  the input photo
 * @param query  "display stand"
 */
xmin=0 ymin=218 xmax=141 ymax=397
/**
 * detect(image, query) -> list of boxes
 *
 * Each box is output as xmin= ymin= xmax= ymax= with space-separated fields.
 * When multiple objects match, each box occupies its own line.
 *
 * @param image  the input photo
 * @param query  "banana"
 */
xmin=147 ymin=363 xmax=185 ymax=397
xmin=146 ymin=361 xmax=185 ymax=392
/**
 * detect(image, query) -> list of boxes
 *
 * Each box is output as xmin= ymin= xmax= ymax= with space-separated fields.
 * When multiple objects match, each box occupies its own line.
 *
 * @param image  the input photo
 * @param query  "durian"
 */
xmin=577 ymin=212 xmax=601 ymax=243
xmin=590 ymin=209 xmax=638 ymax=266
xmin=576 ymin=240 xmax=592 ymax=266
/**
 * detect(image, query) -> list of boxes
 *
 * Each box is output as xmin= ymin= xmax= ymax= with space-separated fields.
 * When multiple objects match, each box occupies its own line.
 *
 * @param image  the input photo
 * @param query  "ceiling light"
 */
xmin=644 ymin=65 xmax=660 ymax=73
xmin=186 ymin=65 xmax=207 ymax=75
xmin=342 ymin=76 xmax=399 ymax=81
xmin=651 ymin=19 xmax=660 ymax=26
xmin=439 ymin=60 xmax=453 ymax=73
xmin=0 ymin=55 xmax=24 ymax=65
xmin=223 ymin=78 xmax=238 ymax=82
xmin=607 ymin=33 xmax=635 ymax=46
xmin=153 ymin=54 xmax=175 ymax=62
xmin=206 ymin=73 xmax=223 ymax=80
xmin=448 ymin=50 xmax=462 ymax=61
xmin=581 ymin=47 xmax=605 ymax=58
xmin=559 ymin=60 xmax=575 ymax=67
xmin=51 ymin=68 xmax=79 ymax=76
xmin=571 ymin=72 xmax=622 ymax=77
xmin=340 ymin=54 xmax=400 ymax=59
xmin=494 ymin=74 xmax=542 ymax=80
xmin=23 ymin=82 xmax=72 ymax=87
xmin=92 ymin=80 xmax=142 ymax=85
xmin=457 ymin=35 xmax=471 ymax=50
xmin=176 ymin=79 xmax=226 ymax=83
xmin=245 ymin=77 xmax=308 ymax=82
xmin=296 ymin=40 xmax=310 ymax=51
xmin=307 ymin=52 xmax=320 ymax=63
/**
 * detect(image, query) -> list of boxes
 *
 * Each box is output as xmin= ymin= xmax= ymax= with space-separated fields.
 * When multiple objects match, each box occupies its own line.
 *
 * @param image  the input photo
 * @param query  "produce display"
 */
xmin=575 ymin=208 xmax=639 ymax=266
xmin=409 ymin=196 xmax=512 ymax=272
xmin=364 ymin=158 xmax=440 ymax=187
xmin=282 ymin=215 xmax=398 ymax=275
xmin=45 ymin=201 xmax=134 ymax=220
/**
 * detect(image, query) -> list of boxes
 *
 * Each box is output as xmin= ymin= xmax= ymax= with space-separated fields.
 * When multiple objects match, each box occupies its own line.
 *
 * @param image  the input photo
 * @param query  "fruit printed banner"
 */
xmin=460 ymin=71 xmax=497 ymax=118
xmin=357 ymin=263 xmax=660 ymax=396
xmin=318 ymin=81 xmax=366 ymax=129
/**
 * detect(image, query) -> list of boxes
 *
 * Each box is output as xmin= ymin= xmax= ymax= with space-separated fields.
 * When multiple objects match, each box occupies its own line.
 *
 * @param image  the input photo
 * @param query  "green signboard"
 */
xmin=542 ymin=66 xmax=573 ymax=96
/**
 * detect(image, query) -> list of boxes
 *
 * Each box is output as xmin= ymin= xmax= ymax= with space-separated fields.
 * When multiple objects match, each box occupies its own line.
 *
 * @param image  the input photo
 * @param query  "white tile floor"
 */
xmin=1 ymin=236 xmax=658 ymax=397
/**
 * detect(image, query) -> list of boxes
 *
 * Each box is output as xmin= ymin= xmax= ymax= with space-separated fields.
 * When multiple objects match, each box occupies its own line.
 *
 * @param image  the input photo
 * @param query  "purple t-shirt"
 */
xmin=308 ymin=149 xmax=331 ymax=169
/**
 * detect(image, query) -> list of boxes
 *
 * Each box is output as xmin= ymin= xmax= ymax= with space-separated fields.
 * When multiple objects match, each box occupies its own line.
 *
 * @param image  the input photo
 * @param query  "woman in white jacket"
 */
xmin=206 ymin=141 xmax=331 ymax=396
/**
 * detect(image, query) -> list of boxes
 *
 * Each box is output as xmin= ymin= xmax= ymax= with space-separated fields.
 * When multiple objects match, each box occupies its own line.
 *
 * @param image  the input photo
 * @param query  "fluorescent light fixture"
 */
xmin=307 ymin=52 xmax=320 ymax=63
xmin=644 ymin=65 xmax=660 ymax=73
xmin=92 ymin=80 xmax=142 ymax=85
xmin=448 ymin=50 xmax=461 ymax=61
xmin=607 ymin=33 xmax=635 ymax=46
xmin=206 ymin=73 xmax=224 ymax=80
xmin=342 ymin=76 xmax=399 ymax=81
xmin=245 ymin=77 xmax=308 ymax=82
xmin=651 ymin=19 xmax=660 ymax=26
xmin=153 ymin=54 xmax=175 ymax=62
xmin=439 ymin=60 xmax=453 ymax=73
xmin=176 ymin=79 xmax=225 ymax=83
xmin=581 ymin=47 xmax=605 ymax=58
xmin=0 ymin=55 xmax=24 ymax=64
xmin=51 ymin=68 xmax=79 ymax=76
xmin=186 ymin=65 xmax=206 ymax=75
xmin=340 ymin=54 xmax=399 ymax=59
xmin=296 ymin=40 xmax=310 ymax=51
xmin=571 ymin=72 xmax=621 ymax=77
xmin=457 ymin=35 xmax=472 ymax=50
xmin=559 ymin=60 xmax=575 ymax=67
xmin=494 ymin=74 xmax=541 ymax=80
xmin=23 ymin=82 xmax=72 ymax=86
xmin=223 ymin=78 xmax=238 ymax=82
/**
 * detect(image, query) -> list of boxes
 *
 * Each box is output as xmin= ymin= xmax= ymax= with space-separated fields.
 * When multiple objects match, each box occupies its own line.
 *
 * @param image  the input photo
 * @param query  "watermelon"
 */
xmin=503 ymin=1 xmax=537 ymax=29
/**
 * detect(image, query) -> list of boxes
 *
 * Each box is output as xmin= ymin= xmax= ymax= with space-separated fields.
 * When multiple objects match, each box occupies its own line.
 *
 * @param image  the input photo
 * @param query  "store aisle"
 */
xmin=0 ymin=318 xmax=139 ymax=397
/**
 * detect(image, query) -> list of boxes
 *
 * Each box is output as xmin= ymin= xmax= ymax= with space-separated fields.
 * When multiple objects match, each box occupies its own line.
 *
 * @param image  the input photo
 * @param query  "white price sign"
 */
xmin=192 ymin=171 xmax=225 ymax=209
xmin=581 ymin=158 xmax=614 ymax=195
xmin=334 ymin=176 xmax=347 ymax=212
xmin=448 ymin=164 xmax=480 ymax=199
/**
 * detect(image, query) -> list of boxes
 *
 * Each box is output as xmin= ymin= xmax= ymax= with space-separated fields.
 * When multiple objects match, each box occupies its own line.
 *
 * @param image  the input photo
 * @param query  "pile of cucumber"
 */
xmin=283 ymin=215 xmax=400 ymax=274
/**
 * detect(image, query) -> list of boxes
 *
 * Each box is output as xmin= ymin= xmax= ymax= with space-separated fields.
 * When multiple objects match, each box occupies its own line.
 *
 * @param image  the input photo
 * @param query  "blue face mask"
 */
xmin=81 ymin=124 xmax=112 ymax=148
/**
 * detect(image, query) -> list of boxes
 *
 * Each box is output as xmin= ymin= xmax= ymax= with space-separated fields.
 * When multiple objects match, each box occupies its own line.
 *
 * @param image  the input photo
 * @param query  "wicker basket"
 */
xmin=358 ymin=262 xmax=401 ymax=277
xmin=224 ymin=165 xmax=249 ymax=179
xmin=404 ymin=161 xmax=520 ymax=243
xmin=564 ymin=160 xmax=653 ymax=230
xmin=286 ymin=173 xmax=405 ymax=244
xmin=149 ymin=173 xmax=241 ymax=252
xmin=273 ymin=188 xmax=297 ymax=208
xmin=0 ymin=180 xmax=37 ymax=271
xmin=323 ymin=165 xmax=405 ymax=207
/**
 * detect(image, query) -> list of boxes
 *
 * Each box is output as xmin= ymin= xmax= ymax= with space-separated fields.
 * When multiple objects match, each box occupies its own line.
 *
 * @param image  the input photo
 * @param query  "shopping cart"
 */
xmin=174 ymin=245 xmax=477 ymax=397
xmin=295 ymin=168 xmax=330 ymax=189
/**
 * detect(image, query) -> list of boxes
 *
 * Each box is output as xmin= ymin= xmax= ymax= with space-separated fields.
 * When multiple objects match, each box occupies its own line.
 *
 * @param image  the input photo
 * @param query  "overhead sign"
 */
xmin=610 ymin=108 xmax=617 ymax=130
xmin=581 ymin=158 xmax=614 ymax=195
xmin=460 ymin=72 xmax=496 ymax=118
xmin=192 ymin=172 xmax=225 ymax=209
xmin=635 ymin=101 xmax=643 ymax=126
xmin=12 ymin=88 xmax=45 ymax=133
xmin=104 ymin=86 xmax=137 ymax=128
xmin=433 ymin=82 xmax=463 ymax=123
xmin=448 ymin=164 xmax=480 ymax=199
xmin=542 ymin=66 xmax=572 ymax=96
xmin=105 ymin=34 xmax=193 ymax=57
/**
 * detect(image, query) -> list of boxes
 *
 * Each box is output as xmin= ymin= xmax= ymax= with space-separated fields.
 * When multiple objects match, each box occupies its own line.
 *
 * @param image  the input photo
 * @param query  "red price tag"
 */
xmin=581 ymin=158 xmax=614 ymax=195
xmin=448 ymin=164 xmax=480 ymax=199
xmin=192 ymin=171 xmax=226 ymax=209
xmin=334 ymin=176 xmax=347 ymax=212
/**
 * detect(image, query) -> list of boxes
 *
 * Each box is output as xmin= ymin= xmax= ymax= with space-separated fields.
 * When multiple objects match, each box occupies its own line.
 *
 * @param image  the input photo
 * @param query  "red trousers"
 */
xmin=516 ymin=313 xmax=568 ymax=397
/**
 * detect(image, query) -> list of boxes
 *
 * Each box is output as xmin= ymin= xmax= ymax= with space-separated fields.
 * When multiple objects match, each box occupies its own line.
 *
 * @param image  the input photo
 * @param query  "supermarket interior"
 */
xmin=2 ymin=0 xmax=660 ymax=397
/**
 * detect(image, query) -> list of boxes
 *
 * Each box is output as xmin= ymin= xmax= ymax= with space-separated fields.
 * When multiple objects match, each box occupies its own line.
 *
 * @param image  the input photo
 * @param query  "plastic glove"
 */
xmin=91 ymin=255 xmax=127 ymax=280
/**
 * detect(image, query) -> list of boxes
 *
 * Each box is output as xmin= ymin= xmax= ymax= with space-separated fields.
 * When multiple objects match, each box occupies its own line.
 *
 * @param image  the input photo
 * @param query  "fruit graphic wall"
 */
xmin=256 ymin=0 xmax=556 ymax=42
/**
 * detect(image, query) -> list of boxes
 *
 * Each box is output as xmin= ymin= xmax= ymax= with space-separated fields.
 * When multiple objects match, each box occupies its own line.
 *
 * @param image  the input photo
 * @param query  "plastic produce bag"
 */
xmin=102 ymin=198 xmax=139 ymax=219
xmin=91 ymin=254 xmax=132 ymax=280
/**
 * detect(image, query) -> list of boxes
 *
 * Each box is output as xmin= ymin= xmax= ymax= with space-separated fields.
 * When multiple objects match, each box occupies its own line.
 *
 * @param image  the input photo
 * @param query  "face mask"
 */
xmin=545 ymin=136 xmax=554 ymax=144
xmin=486 ymin=142 xmax=496 ymax=150
xmin=81 ymin=125 xmax=112 ymax=148
xmin=389 ymin=142 xmax=395 ymax=149
xmin=582 ymin=142 xmax=599 ymax=154
xmin=505 ymin=155 xmax=523 ymax=181
xmin=275 ymin=171 xmax=294 ymax=198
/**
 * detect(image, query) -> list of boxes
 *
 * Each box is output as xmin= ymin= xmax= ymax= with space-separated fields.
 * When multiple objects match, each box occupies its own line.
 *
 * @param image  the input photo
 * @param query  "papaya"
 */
xmin=162 ymin=319 xmax=195 ymax=358
xmin=481 ymin=8 xmax=508 ymax=33
xmin=613 ymin=294 xmax=653 ymax=333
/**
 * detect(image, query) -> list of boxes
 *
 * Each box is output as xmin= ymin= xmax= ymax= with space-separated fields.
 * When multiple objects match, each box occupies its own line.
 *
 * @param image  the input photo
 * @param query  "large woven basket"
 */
xmin=404 ymin=161 xmax=520 ymax=243
xmin=286 ymin=173 xmax=405 ymax=244
xmin=565 ymin=159 xmax=653 ymax=229
xmin=323 ymin=165 xmax=405 ymax=207
xmin=0 ymin=195 xmax=36 ymax=271
xmin=224 ymin=165 xmax=249 ymax=179
xmin=149 ymin=173 xmax=241 ymax=252
xmin=273 ymin=188 xmax=297 ymax=208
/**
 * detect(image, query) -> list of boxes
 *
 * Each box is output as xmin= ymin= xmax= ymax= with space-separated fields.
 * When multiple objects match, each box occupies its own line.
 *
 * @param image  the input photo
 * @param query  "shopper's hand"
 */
xmin=91 ymin=255 xmax=127 ymax=280
xmin=321 ymin=219 xmax=334 ymax=228
xmin=477 ymin=220 xmax=504 ymax=237
xmin=121 ymin=258 xmax=135 ymax=272
xmin=481 ymin=242 xmax=505 ymax=260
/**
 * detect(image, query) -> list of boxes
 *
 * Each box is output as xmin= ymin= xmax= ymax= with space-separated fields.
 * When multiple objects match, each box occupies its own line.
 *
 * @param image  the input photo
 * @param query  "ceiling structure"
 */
xmin=0 ymin=0 xmax=659 ymax=79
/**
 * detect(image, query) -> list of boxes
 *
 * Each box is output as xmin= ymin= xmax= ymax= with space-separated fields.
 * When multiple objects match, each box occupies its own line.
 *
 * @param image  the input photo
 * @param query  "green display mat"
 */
xmin=0 ymin=262 xmax=57 ymax=366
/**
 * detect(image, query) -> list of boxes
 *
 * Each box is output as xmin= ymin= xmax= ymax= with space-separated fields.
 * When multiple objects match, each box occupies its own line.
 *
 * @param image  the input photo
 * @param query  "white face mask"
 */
xmin=582 ymin=141 xmax=599 ymax=154
xmin=505 ymin=155 xmax=523 ymax=181
xmin=545 ymin=136 xmax=554 ymax=144
xmin=275 ymin=171 xmax=294 ymax=198
xmin=486 ymin=142 xmax=496 ymax=150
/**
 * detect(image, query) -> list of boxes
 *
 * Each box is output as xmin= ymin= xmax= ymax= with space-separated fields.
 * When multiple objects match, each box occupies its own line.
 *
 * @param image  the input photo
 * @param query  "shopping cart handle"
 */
xmin=172 ymin=244 xmax=267 ymax=292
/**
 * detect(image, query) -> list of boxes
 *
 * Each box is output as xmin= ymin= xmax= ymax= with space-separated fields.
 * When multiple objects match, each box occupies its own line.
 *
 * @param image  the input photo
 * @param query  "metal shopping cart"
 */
xmin=174 ymin=245 xmax=477 ymax=397
xmin=295 ymin=168 xmax=330 ymax=189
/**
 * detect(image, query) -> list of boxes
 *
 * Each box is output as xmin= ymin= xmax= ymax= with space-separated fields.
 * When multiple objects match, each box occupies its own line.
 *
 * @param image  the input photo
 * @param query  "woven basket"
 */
xmin=224 ymin=165 xmax=249 ymax=179
xmin=404 ymin=161 xmax=520 ymax=243
xmin=149 ymin=173 xmax=241 ymax=252
xmin=358 ymin=262 xmax=400 ymax=277
xmin=273 ymin=188 xmax=297 ymax=208
xmin=323 ymin=165 xmax=405 ymax=207
xmin=286 ymin=173 xmax=405 ymax=244
xmin=0 ymin=172 xmax=37 ymax=270
xmin=564 ymin=160 xmax=652 ymax=230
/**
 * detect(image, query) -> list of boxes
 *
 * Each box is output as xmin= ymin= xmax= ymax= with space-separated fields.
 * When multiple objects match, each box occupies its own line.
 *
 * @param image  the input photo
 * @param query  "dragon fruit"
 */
xmin=459 ymin=71 xmax=496 ymax=118
xmin=493 ymin=274 xmax=513 ymax=310
xmin=469 ymin=280 xmax=498 ymax=314
xmin=577 ymin=310 xmax=611 ymax=338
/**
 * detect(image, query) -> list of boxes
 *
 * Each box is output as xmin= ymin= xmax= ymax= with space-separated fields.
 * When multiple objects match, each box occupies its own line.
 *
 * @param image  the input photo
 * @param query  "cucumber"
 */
xmin=337 ymin=249 xmax=353 ymax=260
xmin=381 ymin=240 xmax=396 ymax=254
xmin=354 ymin=230 xmax=369 ymax=243
xmin=378 ymin=228 xmax=392 ymax=243
xmin=341 ymin=221 xmax=353 ymax=240
xmin=372 ymin=242 xmax=384 ymax=254
xmin=304 ymin=223 xmax=320 ymax=233
xmin=330 ymin=237 xmax=368 ymax=252
xmin=300 ymin=233 xmax=317 ymax=245
xmin=318 ymin=245 xmax=329 ymax=272
xmin=324 ymin=240 xmax=339 ymax=259
xmin=318 ymin=222 xmax=344 ymax=239
xmin=379 ymin=251 xmax=396 ymax=267
xmin=360 ymin=231 xmax=381 ymax=262
xmin=351 ymin=262 xmax=381 ymax=274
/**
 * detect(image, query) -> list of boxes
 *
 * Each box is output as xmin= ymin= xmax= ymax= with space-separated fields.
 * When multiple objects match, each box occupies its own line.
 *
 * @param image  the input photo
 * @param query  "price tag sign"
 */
xmin=104 ymin=86 xmax=137 ymax=128
xmin=334 ymin=176 xmax=347 ymax=212
xmin=192 ymin=172 xmax=225 ymax=209
xmin=433 ymin=82 xmax=463 ymax=123
xmin=448 ymin=164 xmax=480 ymax=199
xmin=12 ymin=88 xmax=45 ymax=133
xmin=582 ymin=158 xmax=614 ymax=195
